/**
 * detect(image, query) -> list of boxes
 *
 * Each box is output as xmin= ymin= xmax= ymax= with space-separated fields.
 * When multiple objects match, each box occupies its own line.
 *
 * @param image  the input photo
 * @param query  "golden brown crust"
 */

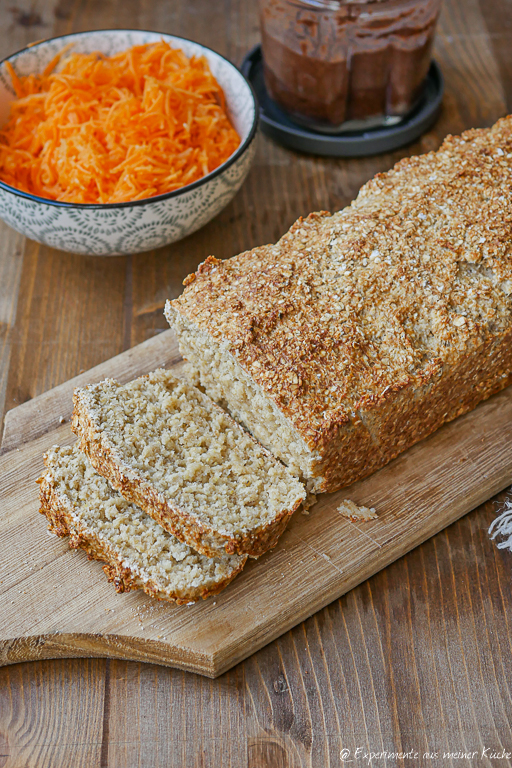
xmin=170 ymin=116 xmax=512 ymax=491
xmin=38 ymin=471 xmax=245 ymax=604
xmin=71 ymin=385 xmax=302 ymax=558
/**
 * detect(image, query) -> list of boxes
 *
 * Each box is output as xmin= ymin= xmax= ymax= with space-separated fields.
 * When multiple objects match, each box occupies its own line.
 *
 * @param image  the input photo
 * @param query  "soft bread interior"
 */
xmin=166 ymin=305 xmax=325 ymax=493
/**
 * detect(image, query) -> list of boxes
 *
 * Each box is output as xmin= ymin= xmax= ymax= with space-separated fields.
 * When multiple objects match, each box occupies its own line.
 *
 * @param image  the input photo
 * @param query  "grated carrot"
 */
xmin=0 ymin=42 xmax=241 ymax=204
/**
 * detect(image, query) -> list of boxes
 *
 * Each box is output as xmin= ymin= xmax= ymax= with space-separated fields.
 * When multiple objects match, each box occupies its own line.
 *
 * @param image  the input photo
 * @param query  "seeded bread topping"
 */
xmin=167 ymin=116 xmax=512 ymax=492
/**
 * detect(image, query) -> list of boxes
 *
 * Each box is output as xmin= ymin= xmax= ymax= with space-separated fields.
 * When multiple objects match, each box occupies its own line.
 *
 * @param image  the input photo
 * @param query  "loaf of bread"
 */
xmin=166 ymin=116 xmax=512 ymax=493
xmin=72 ymin=369 xmax=305 ymax=558
xmin=39 ymin=444 xmax=247 ymax=603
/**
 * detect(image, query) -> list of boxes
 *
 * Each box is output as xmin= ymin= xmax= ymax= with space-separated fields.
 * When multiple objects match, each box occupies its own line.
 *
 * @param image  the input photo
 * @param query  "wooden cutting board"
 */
xmin=1 ymin=328 xmax=510 ymax=678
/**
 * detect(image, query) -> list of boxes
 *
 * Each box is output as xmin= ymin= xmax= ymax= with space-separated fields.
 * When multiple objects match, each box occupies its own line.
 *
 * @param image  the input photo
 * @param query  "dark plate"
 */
xmin=241 ymin=45 xmax=444 ymax=157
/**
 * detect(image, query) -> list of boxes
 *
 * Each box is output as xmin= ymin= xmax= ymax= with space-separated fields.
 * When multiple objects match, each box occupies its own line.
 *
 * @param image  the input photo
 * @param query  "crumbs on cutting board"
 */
xmin=301 ymin=491 xmax=318 ymax=514
xmin=337 ymin=499 xmax=378 ymax=521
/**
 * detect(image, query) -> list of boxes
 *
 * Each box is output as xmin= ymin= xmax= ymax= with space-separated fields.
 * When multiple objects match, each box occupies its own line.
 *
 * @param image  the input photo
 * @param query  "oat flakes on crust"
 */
xmin=169 ymin=116 xmax=512 ymax=491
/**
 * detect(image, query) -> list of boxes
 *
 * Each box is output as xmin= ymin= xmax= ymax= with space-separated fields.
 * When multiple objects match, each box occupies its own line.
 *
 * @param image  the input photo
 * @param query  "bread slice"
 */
xmin=39 ymin=444 xmax=246 ymax=604
xmin=166 ymin=116 xmax=512 ymax=493
xmin=71 ymin=369 xmax=305 ymax=558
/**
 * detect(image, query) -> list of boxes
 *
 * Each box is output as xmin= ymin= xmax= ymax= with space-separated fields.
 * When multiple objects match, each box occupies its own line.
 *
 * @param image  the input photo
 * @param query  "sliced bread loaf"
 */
xmin=39 ymin=444 xmax=247 ymax=603
xmin=71 ymin=369 xmax=305 ymax=558
xmin=166 ymin=116 xmax=512 ymax=493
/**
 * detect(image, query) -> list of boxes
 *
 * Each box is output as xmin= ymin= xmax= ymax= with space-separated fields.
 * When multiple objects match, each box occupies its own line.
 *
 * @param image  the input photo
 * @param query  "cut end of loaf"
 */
xmin=164 ymin=302 xmax=327 ymax=493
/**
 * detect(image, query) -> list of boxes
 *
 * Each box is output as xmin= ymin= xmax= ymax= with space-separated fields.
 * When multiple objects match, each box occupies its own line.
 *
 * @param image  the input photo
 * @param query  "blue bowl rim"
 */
xmin=0 ymin=28 xmax=259 ymax=210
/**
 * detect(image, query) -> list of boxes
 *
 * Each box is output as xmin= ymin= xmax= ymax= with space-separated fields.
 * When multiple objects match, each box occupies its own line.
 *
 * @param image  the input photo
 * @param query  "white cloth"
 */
xmin=489 ymin=500 xmax=512 ymax=553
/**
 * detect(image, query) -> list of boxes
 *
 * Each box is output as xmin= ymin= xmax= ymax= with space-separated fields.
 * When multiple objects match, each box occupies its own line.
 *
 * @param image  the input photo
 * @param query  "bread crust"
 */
xmin=72 ymin=381 xmax=303 ymax=558
xmin=169 ymin=116 xmax=512 ymax=492
xmin=38 ymin=471 xmax=246 ymax=604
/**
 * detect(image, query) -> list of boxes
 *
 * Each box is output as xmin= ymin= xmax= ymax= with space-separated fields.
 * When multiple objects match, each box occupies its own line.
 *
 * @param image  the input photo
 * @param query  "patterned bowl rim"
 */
xmin=0 ymin=28 xmax=259 ymax=210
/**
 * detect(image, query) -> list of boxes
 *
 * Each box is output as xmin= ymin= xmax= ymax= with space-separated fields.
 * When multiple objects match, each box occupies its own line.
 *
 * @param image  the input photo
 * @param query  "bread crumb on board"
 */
xmin=301 ymin=490 xmax=318 ymax=514
xmin=337 ymin=499 xmax=377 ymax=521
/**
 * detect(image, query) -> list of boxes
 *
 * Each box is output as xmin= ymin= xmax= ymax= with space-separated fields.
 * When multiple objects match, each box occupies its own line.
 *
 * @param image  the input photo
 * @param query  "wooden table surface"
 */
xmin=1 ymin=0 xmax=511 ymax=766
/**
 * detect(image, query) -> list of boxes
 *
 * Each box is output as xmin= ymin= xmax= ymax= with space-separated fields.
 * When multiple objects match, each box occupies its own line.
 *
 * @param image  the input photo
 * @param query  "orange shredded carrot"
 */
xmin=0 ymin=42 xmax=241 ymax=204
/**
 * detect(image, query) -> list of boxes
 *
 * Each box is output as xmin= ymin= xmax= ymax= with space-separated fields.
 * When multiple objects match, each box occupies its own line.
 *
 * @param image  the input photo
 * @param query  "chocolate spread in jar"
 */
xmin=259 ymin=0 xmax=442 ymax=132
xmin=261 ymin=30 xmax=350 ymax=125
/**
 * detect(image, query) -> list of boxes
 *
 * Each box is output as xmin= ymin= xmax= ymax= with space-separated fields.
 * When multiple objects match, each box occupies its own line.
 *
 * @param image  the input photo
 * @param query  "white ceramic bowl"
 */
xmin=0 ymin=30 xmax=258 ymax=256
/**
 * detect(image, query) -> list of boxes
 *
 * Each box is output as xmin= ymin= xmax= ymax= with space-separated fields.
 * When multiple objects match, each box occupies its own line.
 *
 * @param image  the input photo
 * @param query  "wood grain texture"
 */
xmin=3 ymin=329 xmax=512 ymax=680
xmin=0 ymin=0 xmax=511 ymax=764
xmin=0 ymin=0 xmax=51 ymax=426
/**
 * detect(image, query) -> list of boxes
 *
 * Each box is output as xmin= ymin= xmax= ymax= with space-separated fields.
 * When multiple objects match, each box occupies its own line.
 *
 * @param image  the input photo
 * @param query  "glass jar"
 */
xmin=258 ymin=0 xmax=442 ymax=133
